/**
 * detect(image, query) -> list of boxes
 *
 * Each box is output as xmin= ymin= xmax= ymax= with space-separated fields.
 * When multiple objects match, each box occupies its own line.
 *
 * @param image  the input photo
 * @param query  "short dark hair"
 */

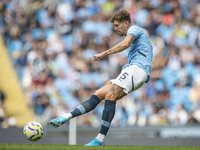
xmin=111 ymin=9 xmax=131 ymax=23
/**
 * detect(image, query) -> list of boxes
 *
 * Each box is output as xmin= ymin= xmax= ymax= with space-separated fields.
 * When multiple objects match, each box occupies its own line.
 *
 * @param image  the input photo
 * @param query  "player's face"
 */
xmin=113 ymin=20 xmax=127 ymax=36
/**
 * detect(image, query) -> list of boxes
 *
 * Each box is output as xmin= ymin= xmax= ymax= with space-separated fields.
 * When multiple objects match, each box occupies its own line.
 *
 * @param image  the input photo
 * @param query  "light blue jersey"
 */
xmin=124 ymin=25 xmax=153 ymax=82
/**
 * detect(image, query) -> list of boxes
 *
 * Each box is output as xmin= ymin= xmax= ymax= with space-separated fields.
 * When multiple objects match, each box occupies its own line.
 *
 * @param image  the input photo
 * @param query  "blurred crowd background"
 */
xmin=1 ymin=0 xmax=200 ymax=128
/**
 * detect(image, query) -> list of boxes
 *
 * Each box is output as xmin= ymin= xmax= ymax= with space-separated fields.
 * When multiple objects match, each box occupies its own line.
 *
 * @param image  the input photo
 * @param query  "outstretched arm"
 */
xmin=94 ymin=35 xmax=135 ymax=61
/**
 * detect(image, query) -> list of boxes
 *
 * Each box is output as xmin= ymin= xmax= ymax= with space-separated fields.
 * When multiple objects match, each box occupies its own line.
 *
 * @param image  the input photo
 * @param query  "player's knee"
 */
xmin=105 ymin=92 xmax=117 ymax=101
xmin=93 ymin=89 xmax=104 ymax=100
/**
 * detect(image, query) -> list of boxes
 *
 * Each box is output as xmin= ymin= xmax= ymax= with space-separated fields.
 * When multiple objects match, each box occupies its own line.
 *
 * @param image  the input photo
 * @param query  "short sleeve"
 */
xmin=127 ymin=26 xmax=143 ymax=39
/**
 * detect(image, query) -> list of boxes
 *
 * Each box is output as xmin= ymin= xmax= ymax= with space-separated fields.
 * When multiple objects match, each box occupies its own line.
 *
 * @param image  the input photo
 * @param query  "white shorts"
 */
xmin=109 ymin=65 xmax=147 ymax=94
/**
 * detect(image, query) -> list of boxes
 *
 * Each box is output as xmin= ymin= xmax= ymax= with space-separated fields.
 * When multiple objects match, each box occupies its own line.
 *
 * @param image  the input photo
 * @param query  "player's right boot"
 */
xmin=49 ymin=116 xmax=68 ymax=127
xmin=84 ymin=138 xmax=105 ymax=146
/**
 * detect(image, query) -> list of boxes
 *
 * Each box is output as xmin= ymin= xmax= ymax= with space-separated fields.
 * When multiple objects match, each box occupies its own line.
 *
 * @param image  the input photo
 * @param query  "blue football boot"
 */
xmin=84 ymin=138 xmax=105 ymax=146
xmin=49 ymin=116 xmax=68 ymax=127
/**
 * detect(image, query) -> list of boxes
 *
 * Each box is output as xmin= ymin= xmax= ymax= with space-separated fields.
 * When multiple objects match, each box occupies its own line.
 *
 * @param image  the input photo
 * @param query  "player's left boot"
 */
xmin=49 ymin=116 xmax=68 ymax=127
xmin=84 ymin=138 xmax=105 ymax=146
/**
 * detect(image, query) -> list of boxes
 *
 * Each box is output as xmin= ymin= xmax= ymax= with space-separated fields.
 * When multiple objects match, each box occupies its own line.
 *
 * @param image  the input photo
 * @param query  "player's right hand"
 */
xmin=94 ymin=53 xmax=105 ymax=61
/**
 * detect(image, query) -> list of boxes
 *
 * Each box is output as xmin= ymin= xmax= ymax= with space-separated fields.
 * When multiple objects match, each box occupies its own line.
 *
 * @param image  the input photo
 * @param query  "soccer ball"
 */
xmin=23 ymin=121 xmax=44 ymax=141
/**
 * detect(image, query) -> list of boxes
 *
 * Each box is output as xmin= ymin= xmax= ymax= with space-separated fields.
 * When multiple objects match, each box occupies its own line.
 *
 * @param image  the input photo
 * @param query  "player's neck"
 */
xmin=125 ymin=24 xmax=131 ymax=36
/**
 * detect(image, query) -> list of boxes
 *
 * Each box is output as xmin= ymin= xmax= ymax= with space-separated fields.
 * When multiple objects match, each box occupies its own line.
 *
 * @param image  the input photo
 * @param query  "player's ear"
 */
xmin=125 ymin=21 xmax=129 ymax=28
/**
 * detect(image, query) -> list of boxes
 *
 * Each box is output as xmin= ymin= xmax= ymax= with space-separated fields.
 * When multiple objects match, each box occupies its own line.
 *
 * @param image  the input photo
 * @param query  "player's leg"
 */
xmin=97 ymin=84 xmax=126 ymax=140
xmin=49 ymin=83 xmax=112 ymax=127
xmin=69 ymin=83 xmax=112 ymax=118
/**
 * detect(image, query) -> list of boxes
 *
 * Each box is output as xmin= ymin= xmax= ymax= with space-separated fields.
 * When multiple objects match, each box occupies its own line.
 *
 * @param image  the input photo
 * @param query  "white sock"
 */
xmin=61 ymin=113 xmax=73 ymax=120
xmin=96 ymin=133 xmax=105 ymax=143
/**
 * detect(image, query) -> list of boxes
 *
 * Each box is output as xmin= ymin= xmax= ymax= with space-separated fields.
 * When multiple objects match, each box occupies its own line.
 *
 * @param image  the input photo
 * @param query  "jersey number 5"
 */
xmin=119 ymin=72 xmax=129 ymax=81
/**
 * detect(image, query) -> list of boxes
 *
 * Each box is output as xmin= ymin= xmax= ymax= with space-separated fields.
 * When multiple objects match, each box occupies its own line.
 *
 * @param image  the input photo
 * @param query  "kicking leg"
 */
xmin=49 ymin=83 xmax=112 ymax=127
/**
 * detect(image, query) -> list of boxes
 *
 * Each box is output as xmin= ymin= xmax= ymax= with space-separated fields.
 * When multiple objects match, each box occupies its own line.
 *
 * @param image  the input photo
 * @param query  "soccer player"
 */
xmin=49 ymin=9 xmax=153 ymax=146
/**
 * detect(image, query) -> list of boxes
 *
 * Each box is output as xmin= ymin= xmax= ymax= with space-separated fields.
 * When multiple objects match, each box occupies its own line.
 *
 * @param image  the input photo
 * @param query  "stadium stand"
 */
xmin=0 ymin=0 xmax=200 ymax=127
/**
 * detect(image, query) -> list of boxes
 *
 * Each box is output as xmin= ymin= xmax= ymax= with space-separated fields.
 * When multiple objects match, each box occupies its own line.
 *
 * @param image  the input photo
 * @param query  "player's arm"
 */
xmin=94 ymin=35 xmax=135 ymax=61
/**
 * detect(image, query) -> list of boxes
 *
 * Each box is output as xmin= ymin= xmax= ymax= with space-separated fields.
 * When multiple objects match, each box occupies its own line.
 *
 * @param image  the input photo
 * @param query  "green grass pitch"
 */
xmin=0 ymin=144 xmax=200 ymax=150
